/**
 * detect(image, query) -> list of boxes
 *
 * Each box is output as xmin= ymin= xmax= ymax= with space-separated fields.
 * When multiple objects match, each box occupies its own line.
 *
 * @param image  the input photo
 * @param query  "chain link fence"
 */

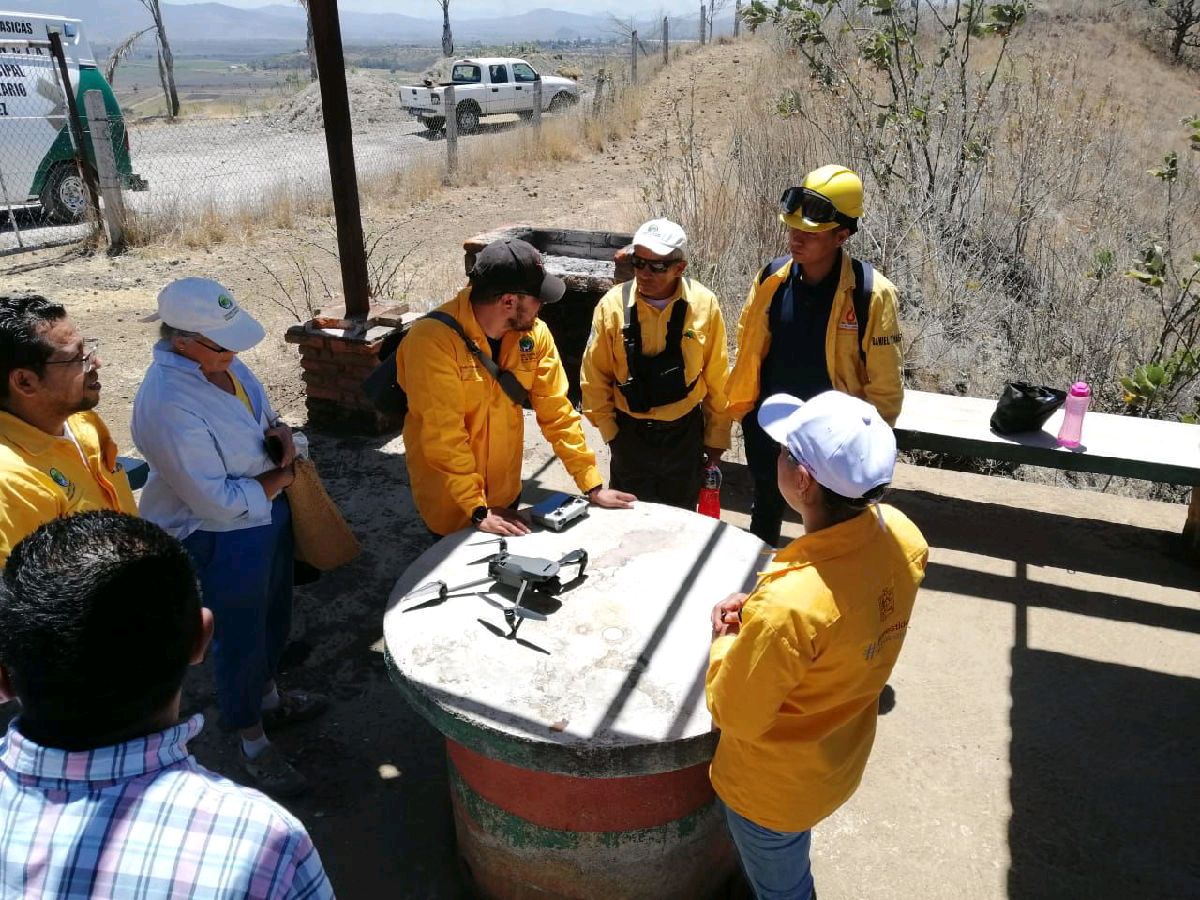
xmin=2 ymin=34 xmax=695 ymax=255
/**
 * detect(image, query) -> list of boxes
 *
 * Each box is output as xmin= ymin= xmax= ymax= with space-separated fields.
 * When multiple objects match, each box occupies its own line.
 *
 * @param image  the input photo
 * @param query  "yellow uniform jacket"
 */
xmin=727 ymin=251 xmax=904 ymax=425
xmin=706 ymin=504 xmax=928 ymax=832
xmin=396 ymin=289 xmax=602 ymax=535
xmin=0 ymin=410 xmax=138 ymax=566
xmin=580 ymin=277 xmax=732 ymax=449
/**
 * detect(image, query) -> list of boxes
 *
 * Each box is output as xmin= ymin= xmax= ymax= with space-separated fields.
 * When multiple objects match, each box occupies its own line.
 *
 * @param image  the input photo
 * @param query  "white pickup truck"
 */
xmin=400 ymin=57 xmax=579 ymax=134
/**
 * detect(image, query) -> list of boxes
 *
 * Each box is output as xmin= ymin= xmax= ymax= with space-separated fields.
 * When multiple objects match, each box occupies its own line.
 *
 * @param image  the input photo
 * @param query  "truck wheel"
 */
xmin=548 ymin=93 xmax=576 ymax=114
xmin=455 ymin=102 xmax=481 ymax=134
xmin=40 ymin=163 xmax=90 ymax=224
xmin=419 ymin=116 xmax=445 ymax=132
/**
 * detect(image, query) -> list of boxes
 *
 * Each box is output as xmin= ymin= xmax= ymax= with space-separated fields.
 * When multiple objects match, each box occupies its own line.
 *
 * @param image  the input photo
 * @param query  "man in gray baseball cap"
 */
xmin=397 ymin=238 xmax=635 ymax=538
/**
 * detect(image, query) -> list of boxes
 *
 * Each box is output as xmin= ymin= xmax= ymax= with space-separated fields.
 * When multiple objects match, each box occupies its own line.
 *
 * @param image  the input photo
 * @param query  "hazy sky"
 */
xmin=168 ymin=0 xmax=703 ymax=16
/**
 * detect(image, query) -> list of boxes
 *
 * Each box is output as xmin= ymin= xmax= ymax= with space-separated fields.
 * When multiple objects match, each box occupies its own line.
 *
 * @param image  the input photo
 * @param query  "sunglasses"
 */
xmin=779 ymin=186 xmax=857 ymax=229
xmin=630 ymin=255 xmax=679 ymax=274
xmin=43 ymin=338 xmax=101 ymax=375
xmin=193 ymin=335 xmax=232 ymax=353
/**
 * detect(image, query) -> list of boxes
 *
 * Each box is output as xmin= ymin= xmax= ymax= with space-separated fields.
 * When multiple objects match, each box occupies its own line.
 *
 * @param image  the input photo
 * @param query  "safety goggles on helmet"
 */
xmin=779 ymin=186 xmax=857 ymax=230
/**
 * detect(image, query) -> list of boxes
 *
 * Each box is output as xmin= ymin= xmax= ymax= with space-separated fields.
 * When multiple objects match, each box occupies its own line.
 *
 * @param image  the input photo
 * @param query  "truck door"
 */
xmin=486 ymin=63 xmax=515 ymax=115
xmin=512 ymin=62 xmax=540 ymax=112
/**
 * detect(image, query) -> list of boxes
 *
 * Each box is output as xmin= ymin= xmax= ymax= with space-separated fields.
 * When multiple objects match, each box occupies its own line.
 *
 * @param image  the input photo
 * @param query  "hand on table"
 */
xmin=476 ymin=507 xmax=532 ymax=536
xmin=588 ymin=487 xmax=636 ymax=509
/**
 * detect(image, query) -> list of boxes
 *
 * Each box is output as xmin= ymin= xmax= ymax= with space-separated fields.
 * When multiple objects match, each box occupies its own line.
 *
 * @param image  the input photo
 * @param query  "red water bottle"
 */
xmin=698 ymin=463 xmax=722 ymax=518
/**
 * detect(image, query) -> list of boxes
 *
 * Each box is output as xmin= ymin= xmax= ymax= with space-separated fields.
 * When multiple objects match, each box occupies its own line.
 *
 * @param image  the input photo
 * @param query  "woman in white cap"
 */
xmin=705 ymin=390 xmax=928 ymax=899
xmin=132 ymin=277 xmax=325 ymax=798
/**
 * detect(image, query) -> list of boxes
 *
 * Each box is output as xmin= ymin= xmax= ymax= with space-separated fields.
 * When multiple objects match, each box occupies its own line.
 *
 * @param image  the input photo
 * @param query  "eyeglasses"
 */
xmin=43 ymin=338 xmax=100 ymax=375
xmin=630 ymin=255 xmax=678 ymax=274
xmin=782 ymin=445 xmax=807 ymax=469
xmin=779 ymin=186 xmax=857 ymax=230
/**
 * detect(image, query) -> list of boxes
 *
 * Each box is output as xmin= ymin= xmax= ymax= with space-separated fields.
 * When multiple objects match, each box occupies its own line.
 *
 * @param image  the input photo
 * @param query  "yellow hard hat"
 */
xmin=779 ymin=165 xmax=864 ymax=233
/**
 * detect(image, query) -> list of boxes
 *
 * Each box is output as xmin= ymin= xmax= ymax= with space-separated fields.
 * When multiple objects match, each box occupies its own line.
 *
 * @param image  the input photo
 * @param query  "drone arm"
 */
xmin=559 ymin=548 xmax=588 ymax=579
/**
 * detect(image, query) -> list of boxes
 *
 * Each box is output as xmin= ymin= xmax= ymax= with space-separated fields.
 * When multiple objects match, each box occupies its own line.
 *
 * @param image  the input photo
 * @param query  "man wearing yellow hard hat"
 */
xmin=726 ymin=164 xmax=904 ymax=546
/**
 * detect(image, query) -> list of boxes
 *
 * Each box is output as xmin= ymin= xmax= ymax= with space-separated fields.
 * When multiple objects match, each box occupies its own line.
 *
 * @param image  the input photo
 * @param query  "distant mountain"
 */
xmin=2 ymin=0 xmax=714 ymax=46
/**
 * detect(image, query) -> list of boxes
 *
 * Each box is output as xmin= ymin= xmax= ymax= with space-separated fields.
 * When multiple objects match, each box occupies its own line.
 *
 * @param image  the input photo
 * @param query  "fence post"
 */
xmin=592 ymin=69 xmax=607 ymax=116
xmin=631 ymin=30 xmax=638 ymax=84
xmin=444 ymin=84 xmax=458 ymax=179
xmin=663 ymin=17 xmax=669 ymax=65
xmin=48 ymin=32 xmax=102 ymax=229
xmin=734 ymin=0 xmax=741 ymax=37
xmin=532 ymin=75 xmax=542 ymax=133
xmin=700 ymin=5 xmax=707 ymax=45
xmin=81 ymin=90 xmax=126 ymax=252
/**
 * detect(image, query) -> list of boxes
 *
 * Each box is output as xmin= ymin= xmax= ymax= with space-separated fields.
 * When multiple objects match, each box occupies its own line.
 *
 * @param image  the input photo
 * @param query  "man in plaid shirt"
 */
xmin=0 ymin=511 xmax=333 ymax=898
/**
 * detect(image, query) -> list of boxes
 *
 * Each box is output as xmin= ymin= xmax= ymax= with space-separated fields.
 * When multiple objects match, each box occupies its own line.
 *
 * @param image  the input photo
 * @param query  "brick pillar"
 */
xmin=284 ymin=304 xmax=408 ymax=435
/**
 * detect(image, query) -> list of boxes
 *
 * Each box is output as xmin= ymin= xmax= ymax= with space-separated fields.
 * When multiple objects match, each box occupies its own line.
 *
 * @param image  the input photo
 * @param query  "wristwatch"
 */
xmin=471 ymin=505 xmax=488 ymax=525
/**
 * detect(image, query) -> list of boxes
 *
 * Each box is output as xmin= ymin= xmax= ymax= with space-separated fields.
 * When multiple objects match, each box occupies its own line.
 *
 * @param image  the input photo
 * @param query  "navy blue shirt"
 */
xmin=761 ymin=262 xmax=838 ymax=401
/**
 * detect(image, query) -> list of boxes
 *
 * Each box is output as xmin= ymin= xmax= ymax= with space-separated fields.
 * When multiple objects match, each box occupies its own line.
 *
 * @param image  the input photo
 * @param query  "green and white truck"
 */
xmin=0 ymin=10 xmax=145 ymax=223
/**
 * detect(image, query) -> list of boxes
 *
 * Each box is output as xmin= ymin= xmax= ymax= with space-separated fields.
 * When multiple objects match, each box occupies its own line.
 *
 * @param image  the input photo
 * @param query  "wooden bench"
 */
xmin=893 ymin=390 xmax=1200 ymax=557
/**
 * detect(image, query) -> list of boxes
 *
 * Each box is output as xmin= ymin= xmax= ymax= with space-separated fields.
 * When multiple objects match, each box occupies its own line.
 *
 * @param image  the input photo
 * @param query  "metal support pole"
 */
xmin=700 ymin=4 xmax=707 ymax=45
xmin=308 ymin=0 xmax=370 ymax=318
xmin=444 ymin=84 xmax=458 ymax=178
xmin=532 ymin=76 xmax=542 ymax=133
xmin=663 ymin=17 xmax=670 ymax=66
xmin=734 ymin=0 xmax=741 ymax=37
xmin=631 ymin=30 xmax=638 ymax=84
xmin=82 ymin=90 xmax=126 ymax=252
xmin=48 ymin=32 xmax=102 ymax=226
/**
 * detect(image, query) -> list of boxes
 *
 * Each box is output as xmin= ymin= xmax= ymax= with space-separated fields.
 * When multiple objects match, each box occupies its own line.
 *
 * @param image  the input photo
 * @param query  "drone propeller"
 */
xmin=479 ymin=593 xmax=548 ymax=621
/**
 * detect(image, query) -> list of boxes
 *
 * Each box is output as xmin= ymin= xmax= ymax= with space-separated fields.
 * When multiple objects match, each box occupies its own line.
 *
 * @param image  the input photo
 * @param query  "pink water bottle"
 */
xmin=698 ymin=463 xmax=722 ymax=518
xmin=1057 ymin=382 xmax=1090 ymax=448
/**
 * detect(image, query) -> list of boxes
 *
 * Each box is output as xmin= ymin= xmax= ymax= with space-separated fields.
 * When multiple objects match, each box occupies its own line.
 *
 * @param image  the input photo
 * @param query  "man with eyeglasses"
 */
xmin=397 ymin=237 xmax=635 ymax=538
xmin=580 ymin=219 xmax=731 ymax=509
xmin=727 ymin=165 xmax=904 ymax=546
xmin=0 ymin=295 xmax=137 ymax=566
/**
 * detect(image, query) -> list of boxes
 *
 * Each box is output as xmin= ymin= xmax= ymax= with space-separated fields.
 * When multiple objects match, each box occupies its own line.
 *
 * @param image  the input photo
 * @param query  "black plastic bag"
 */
xmin=990 ymin=382 xmax=1067 ymax=434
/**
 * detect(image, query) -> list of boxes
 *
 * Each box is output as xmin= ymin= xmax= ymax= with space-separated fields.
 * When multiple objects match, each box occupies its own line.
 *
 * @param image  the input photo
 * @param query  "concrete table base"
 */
xmin=384 ymin=504 xmax=770 ymax=899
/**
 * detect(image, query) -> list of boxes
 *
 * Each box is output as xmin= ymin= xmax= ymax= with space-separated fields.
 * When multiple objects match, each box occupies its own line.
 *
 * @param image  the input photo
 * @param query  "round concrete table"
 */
xmin=383 ymin=503 xmax=770 ymax=899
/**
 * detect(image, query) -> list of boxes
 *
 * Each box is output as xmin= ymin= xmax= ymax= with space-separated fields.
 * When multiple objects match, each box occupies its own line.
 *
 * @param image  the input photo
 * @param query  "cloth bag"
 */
xmin=285 ymin=457 xmax=360 ymax=571
xmin=989 ymin=382 xmax=1067 ymax=434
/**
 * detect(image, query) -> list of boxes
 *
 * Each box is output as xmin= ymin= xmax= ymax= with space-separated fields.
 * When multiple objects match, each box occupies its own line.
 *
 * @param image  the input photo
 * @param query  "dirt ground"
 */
xmin=2 ymin=37 xmax=1198 ymax=899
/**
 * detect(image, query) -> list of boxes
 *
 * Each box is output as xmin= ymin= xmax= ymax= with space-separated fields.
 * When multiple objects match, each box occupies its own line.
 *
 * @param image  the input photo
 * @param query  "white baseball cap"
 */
xmin=757 ymin=391 xmax=896 ymax=499
xmin=157 ymin=277 xmax=265 ymax=352
xmin=632 ymin=218 xmax=687 ymax=257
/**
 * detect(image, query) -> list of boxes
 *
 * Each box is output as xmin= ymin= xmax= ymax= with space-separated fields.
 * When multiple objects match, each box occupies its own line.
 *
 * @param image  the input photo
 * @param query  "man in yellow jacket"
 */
xmin=580 ymin=219 xmax=731 ymax=509
xmin=0 ymin=295 xmax=137 ymax=566
xmin=728 ymin=165 xmax=904 ymax=545
xmin=706 ymin=390 xmax=928 ymax=899
xmin=397 ymin=238 xmax=635 ymax=537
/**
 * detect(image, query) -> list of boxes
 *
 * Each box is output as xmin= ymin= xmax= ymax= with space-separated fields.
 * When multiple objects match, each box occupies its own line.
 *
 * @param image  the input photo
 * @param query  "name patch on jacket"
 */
xmin=871 ymin=334 xmax=902 ymax=346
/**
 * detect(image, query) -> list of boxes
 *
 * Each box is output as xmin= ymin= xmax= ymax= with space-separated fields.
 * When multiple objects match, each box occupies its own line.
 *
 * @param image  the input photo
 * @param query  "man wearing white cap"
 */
xmin=705 ymin=390 xmax=928 ymax=899
xmin=133 ymin=278 xmax=326 ymax=798
xmin=581 ymin=219 xmax=731 ymax=509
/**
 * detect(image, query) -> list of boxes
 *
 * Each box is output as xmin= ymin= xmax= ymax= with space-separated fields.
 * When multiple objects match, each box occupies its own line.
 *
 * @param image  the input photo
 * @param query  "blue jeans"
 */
xmin=182 ymin=497 xmax=294 ymax=730
xmin=724 ymin=803 xmax=815 ymax=900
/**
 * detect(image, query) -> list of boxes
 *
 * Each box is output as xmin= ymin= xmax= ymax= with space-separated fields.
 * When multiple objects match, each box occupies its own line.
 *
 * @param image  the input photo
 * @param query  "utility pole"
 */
xmin=308 ymin=0 xmax=370 ymax=318
xmin=663 ymin=17 xmax=669 ymax=65
xmin=700 ymin=4 xmax=707 ymax=45
xmin=734 ymin=0 xmax=741 ymax=37
xmin=631 ymin=30 xmax=637 ymax=83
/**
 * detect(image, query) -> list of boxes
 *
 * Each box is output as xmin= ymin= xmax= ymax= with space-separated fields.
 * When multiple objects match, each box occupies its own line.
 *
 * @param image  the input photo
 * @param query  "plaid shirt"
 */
xmin=0 ymin=714 xmax=334 ymax=899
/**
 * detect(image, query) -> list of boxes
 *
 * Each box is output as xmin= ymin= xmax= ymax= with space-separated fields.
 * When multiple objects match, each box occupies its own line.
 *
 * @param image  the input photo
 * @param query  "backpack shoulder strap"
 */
xmin=758 ymin=255 xmax=791 ymax=285
xmin=850 ymin=258 xmax=873 ymax=366
xmin=424 ymin=310 xmax=529 ymax=407
xmin=621 ymin=280 xmax=635 ymax=327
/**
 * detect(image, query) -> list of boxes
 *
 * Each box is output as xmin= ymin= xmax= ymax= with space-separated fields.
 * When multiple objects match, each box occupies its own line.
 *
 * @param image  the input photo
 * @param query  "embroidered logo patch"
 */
xmin=49 ymin=467 xmax=69 ymax=488
xmin=217 ymin=294 xmax=234 ymax=310
xmin=837 ymin=305 xmax=858 ymax=331
xmin=518 ymin=336 xmax=534 ymax=353
xmin=878 ymin=587 xmax=895 ymax=621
